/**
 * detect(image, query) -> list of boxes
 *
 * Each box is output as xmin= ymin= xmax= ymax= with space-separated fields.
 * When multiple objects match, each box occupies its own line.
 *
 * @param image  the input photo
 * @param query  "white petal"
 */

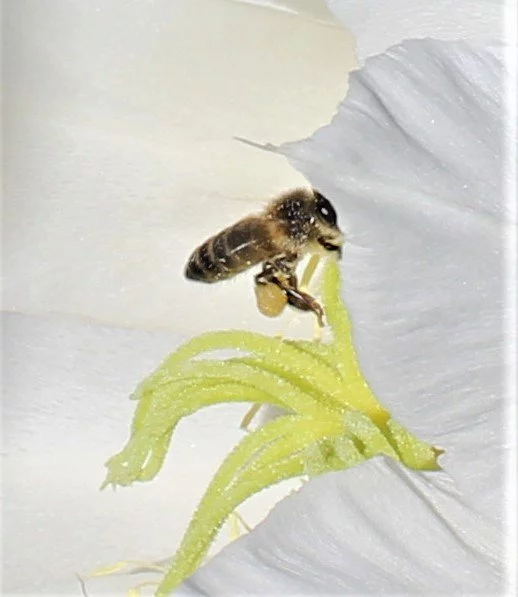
xmin=3 ymin=0 xmax=353 ymax=337
xmin=279 ymin=38 xmax=511 ymax=522
xmin=180 ymin=460 xmax=503 ymax=595
xmin=3 ymin=313 xmax=297 ymax=593
xmin=327 ymin=0 xmax=503 ymax=62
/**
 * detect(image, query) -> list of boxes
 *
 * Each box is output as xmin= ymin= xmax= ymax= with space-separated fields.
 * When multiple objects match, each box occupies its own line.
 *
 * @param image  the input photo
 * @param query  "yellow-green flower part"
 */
xmin=103 ymin=260 xmax=442 ymax=595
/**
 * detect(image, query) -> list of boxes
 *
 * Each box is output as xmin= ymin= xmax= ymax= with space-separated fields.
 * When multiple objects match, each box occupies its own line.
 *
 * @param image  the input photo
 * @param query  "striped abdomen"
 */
xmin=185 ymin=217 xmax=279 ymax=282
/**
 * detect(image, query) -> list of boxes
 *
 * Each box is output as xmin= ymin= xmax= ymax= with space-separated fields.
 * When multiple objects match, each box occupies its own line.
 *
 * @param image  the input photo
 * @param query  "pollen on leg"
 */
xmin=254 ymin=281 xmax=288 ymax=317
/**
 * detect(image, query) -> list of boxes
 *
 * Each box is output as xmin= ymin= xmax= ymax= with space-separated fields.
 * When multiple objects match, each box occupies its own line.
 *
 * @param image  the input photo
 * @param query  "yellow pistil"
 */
xmin=102 ymin=259 xmax=442 ymax=595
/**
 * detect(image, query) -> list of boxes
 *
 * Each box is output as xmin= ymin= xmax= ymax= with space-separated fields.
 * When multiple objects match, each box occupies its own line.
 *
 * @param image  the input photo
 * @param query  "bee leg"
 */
xmin=284 ymin=286 xmax=325 ymax=328
xmin=254 ymin=263 xmax=289 ymax=318
xmin=257 ymin=262 xmax=325 ymax=327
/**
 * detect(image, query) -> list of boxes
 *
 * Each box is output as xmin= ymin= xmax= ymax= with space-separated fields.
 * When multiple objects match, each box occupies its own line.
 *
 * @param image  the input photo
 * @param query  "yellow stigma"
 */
xmin=102 ymin=259 xmax=442 ymax=594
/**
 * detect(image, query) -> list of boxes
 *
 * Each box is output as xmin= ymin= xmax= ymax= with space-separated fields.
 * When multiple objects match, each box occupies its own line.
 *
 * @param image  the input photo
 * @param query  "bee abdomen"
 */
xmin=184 ymin=240 xmax=217 ymax=281
xmin=185 ymin=217 xmax=276 ymax=283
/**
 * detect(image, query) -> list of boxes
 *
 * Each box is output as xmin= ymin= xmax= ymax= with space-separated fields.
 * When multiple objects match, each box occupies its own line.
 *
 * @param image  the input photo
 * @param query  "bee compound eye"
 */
xmin=314 ymin=191 xmax=337 ymax=227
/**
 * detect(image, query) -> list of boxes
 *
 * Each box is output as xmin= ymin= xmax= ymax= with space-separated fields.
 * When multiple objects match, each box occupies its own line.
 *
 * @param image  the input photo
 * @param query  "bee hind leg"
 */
xmin=284 ymin=286 xmax=325 ymax=328
xmin=255 ymin=261 xmax=325 ymax=327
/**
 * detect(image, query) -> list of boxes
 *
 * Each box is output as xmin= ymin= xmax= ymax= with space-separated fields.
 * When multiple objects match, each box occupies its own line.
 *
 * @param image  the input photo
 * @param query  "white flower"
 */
xmin=4 ymin=0 xmax=514 ymax=594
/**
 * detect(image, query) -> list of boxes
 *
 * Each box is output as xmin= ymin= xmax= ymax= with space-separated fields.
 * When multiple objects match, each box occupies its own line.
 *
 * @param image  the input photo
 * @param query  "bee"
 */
xmin=184 ymin=188 xmax=343 ymax=326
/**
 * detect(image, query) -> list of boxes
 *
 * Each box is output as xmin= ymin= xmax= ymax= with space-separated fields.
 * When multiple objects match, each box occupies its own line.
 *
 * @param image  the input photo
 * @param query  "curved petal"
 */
xmin=175 ymin=38 xmax=512 ymax=595
xmin=180 ymin=459 xmax=503 ymax=595
xmin=279 ymin=38 xmax=511 ymax=523
xmin=3 ymin=0 xmax=353 ymax=337
xmin=327 ymin=0 xmax=503 ymax=62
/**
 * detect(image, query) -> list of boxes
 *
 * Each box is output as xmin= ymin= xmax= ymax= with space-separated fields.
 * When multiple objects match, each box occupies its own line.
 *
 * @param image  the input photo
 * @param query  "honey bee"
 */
xmin=184 ymin=188 xmax=343 ymax=326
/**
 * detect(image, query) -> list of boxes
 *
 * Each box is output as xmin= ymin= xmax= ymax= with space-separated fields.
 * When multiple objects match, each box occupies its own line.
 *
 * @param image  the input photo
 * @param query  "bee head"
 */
xmin=266 ymin=188 xmax=343 ymax=255
xmin=312 ymin=190 xmax=343 ymax=256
